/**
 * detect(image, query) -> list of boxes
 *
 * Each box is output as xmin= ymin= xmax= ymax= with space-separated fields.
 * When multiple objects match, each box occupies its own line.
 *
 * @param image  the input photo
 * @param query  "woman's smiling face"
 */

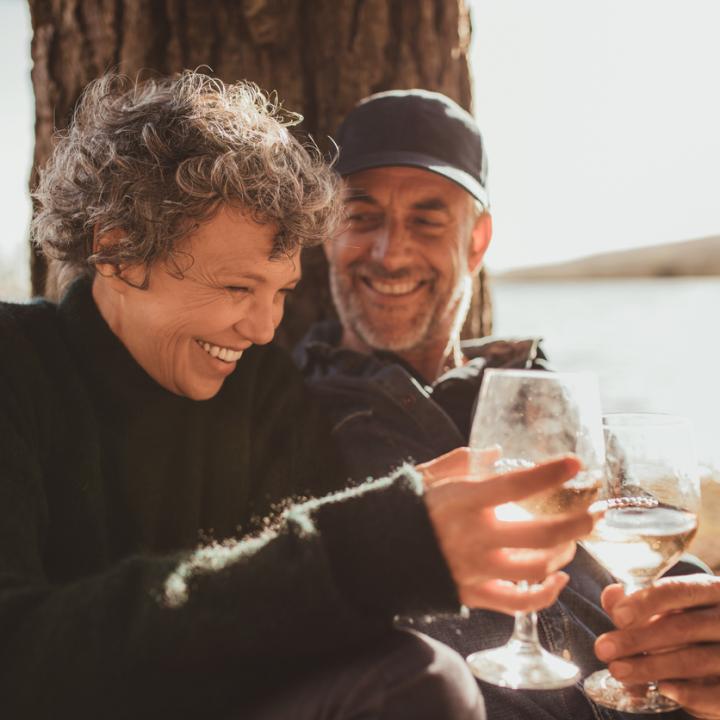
xmin=94 ymin=205 xmax=300 ymax=400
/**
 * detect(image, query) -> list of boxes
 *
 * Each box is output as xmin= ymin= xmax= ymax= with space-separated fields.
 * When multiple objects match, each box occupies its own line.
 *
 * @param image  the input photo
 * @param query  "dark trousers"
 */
xmin=244 ymin=630 xmax=486 ymax=719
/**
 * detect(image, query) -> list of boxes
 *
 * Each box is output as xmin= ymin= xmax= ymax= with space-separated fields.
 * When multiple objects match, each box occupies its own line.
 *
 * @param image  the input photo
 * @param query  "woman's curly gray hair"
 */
xmin=31 ymin=71 xmax=342 ymax=287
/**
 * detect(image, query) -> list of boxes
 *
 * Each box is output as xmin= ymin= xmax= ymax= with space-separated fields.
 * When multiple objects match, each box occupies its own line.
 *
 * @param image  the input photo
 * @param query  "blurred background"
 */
xmin=1 ymin=1 xmax=719 ymax=525
xmin=468 ymin=0 xmax=720 ymax=481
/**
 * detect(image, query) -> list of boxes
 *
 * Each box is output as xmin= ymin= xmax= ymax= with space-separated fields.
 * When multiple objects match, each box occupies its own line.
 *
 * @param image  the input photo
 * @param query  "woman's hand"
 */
xmin=420 ymin=449 xmax=591 ymax=615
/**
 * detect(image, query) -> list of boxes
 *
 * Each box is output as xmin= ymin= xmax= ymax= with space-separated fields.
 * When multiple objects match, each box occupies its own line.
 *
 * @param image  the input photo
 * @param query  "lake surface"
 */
xmin=492 ymin=278 xmax=720 ymax=471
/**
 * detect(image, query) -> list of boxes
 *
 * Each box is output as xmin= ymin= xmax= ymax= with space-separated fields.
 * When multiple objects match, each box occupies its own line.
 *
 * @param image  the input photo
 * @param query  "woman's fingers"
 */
xmin=477 ymin=542 xmax=577 ymax=584
xmin=417 ymin=446 xmax=501 ymax=487
xmin=425 ymin=455 xmax=582 ymax=516
xmin=468 ymin=455 xmax=583 ymax=508
xmin=491 ymin=511 xmax=593 ymax=548
xmin=460 ymin=572 xmax=570 ymax=614
xmin=423 ymin=454 xmax=591 ymax=615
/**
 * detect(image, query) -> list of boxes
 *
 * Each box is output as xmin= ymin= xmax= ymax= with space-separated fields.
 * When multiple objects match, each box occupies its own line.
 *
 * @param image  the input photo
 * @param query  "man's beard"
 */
xmin=329 ymin=264 xmax=472 ymax=354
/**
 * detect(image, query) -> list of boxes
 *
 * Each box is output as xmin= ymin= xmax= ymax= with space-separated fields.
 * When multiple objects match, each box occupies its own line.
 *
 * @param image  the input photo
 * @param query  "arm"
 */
xmin=0 ymin=443 xmax=593 ymax=720
xmin=0 ymin=440 xmax=455 ymax=719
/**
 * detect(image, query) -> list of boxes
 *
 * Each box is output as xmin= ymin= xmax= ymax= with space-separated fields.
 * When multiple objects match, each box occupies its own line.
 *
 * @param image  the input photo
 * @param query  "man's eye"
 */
xmin=413 ymin=216 xmax=444 ymax=228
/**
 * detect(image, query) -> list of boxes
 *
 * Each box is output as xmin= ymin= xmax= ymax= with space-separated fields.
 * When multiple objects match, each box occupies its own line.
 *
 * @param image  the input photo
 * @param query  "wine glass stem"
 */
xmin=511 ymin=581 xmax=542 ymax=651
xmin=622 ymin=581 xmax=664 ymax=701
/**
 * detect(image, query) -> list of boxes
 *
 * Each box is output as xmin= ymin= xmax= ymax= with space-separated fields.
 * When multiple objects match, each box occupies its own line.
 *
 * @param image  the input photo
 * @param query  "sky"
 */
xmin=1 ymin=0 xmax=720 ymax=295
xmin=470 ymin=0 xmax=720 ymax=270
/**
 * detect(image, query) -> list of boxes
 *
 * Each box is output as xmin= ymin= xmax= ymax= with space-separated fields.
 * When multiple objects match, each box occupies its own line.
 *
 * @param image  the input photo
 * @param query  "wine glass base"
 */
xmin=584 ymin=670 xmax=680 ymax=714
xmin=466 ymin=640 xmax=580 ymax=690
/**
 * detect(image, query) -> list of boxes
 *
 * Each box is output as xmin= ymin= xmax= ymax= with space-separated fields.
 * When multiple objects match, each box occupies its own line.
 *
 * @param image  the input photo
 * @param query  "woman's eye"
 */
xmin=226 ymin=286 xmax=250 ymax=295
xmin=275 ymin=288 xmax=294 ymax=302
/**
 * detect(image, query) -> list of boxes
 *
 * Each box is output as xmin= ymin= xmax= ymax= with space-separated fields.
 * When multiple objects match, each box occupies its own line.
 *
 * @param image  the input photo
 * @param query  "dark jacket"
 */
xmin=0 ymin=281 xmax=459 ymax=719
xmin=295 ymin=320 xmax=549 ymax=481
xmin=296 ymin=321 xmax=697 ymax=720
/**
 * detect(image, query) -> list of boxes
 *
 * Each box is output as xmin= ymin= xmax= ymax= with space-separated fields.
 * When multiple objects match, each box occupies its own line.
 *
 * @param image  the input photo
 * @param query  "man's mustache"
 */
xmin=348 ymin=262 xmax=437 ymax=282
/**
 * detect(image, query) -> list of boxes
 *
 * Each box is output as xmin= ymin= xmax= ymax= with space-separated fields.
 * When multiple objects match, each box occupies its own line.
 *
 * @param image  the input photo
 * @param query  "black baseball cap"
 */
xmin=334 ymin=89 xmax=488 ymax=207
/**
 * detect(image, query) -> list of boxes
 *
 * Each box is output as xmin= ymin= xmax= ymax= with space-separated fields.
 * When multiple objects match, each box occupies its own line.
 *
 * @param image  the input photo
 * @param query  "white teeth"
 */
xmin=197 ymin=340 xmax=243 ymax=363
xmin=367 ymin=278 xmax=423 ymax=296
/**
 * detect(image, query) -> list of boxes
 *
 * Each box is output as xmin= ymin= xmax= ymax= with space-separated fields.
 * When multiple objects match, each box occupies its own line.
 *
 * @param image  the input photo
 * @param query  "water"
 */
xmin=492 ymin=278 xmax=720 ymax=471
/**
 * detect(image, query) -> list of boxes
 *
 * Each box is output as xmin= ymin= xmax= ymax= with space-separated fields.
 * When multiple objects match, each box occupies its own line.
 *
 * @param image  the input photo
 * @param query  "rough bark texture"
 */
xmin=28 ymin=0 xmax=492 ymax=347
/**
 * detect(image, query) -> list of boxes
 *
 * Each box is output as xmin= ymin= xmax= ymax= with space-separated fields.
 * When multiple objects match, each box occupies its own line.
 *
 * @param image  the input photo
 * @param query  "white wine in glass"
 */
xmin=583 ymin=413 xmax=700 ymax=714
xmin=465 ymin=369 xmax=606 ymax=690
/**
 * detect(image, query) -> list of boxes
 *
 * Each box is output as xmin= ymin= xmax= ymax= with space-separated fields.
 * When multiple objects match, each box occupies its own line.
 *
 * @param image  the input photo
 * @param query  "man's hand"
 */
xmin=420 ymin=449 xmax=592 ymax=615
xmin=595 ymin=574 xmax=720 ymax=719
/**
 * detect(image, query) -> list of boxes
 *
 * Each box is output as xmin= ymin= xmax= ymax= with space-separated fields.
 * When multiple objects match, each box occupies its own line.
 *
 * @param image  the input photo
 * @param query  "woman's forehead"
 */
xmin=180 ymin=208 xmax=301 ymax=280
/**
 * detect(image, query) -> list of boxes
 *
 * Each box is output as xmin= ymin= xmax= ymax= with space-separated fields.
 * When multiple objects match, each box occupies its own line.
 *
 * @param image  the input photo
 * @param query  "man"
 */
xmin=0 ymin=72 xmax=592 ymax=719
xmin=297 ymin=89 xmax=720 ymax=719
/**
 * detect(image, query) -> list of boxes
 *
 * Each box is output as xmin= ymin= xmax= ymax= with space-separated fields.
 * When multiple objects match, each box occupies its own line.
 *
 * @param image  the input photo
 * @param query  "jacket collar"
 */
xmin=295 ymin=320 xmax=545 ymax=387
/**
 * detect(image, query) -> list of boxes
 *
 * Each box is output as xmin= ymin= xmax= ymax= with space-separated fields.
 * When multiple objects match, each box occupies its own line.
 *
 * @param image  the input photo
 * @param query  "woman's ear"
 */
xmin=93 ymin=227 xmax=144 ymax=290
xmin=468 ymin=211 xmax=493 ymax=274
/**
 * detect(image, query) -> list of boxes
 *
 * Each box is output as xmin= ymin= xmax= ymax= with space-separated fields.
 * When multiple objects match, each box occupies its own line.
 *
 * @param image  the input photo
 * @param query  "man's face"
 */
xmin=98 ymin=205 xmax=299 ymax=400
xmin=326 ymin=166 xmax=487 ymax=353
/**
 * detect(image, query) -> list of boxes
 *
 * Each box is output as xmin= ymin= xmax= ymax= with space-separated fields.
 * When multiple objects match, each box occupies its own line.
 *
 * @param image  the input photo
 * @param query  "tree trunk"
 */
xmin=28 ymin=0 xmax=492 ymax=347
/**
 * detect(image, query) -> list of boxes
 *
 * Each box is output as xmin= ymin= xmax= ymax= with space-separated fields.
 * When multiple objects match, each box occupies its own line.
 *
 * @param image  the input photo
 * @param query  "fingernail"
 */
xmin=609 ymin=661 xmax=632 ymax=679
xmin=614 ymin=606 xmax=635 ymax=627
xmin=595 ymin=638 xmax=616 ymax=661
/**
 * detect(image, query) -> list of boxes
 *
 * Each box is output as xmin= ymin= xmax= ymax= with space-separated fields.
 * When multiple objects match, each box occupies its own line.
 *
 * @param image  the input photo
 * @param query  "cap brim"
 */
xmin=335 ymin=150 xmax=488 ymax=207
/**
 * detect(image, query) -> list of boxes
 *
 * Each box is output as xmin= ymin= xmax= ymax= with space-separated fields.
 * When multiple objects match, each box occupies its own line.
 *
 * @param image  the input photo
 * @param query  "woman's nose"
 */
xmin=234 ymin=299 xmax=277 ymax=346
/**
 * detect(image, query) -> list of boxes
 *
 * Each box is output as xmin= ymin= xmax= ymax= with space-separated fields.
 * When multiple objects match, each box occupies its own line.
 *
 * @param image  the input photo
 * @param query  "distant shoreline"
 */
xmin=493 ymin=274 xmax=720 ymax=282
xmin=495 ymin=234 xmax=720 ymax=280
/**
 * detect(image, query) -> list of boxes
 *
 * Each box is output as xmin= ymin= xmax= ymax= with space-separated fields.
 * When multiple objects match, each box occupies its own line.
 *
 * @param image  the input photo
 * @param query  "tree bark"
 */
xmin=28 ymin=0 xmax=492 ymax=347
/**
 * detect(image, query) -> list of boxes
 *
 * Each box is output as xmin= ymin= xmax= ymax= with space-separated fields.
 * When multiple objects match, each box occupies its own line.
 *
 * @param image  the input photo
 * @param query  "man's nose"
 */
xmin=369 ymin=219 xmax=410 ymax=267
xmin=234 ymin=298 xmax=277 ymax=346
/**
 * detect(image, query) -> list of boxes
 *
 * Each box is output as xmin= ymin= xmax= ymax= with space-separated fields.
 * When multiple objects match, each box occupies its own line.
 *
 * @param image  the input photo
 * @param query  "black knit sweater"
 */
xmin=0 ymin=279 xmax=457 ymax=719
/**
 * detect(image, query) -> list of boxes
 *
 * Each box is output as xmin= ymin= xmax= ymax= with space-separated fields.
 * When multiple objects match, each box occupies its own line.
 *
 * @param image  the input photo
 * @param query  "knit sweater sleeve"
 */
xmin=0 ymin=316 xmax=458 ymax=719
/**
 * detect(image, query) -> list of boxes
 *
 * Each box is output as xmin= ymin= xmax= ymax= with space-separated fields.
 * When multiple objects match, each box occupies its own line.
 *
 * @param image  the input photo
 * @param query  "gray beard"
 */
xmin=329 ymin=269 xmax=472 ymax=354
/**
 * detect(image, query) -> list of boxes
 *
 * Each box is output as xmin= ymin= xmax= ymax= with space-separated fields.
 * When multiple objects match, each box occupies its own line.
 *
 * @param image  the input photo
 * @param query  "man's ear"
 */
xmin=93 ymin=227 xmax=145 ymax=291
xmin=468 ymin=211 xmax=493 ymax=275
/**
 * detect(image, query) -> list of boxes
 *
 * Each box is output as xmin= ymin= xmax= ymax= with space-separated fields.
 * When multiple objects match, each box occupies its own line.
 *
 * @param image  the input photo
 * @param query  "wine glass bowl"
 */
xmin=465 ymin=369 xmax=606 ymax=689
xmin=582 ymin=413 xmax=700 ymax=714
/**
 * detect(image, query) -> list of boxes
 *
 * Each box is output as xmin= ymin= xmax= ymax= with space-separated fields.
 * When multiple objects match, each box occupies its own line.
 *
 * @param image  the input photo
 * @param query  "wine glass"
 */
xmin=582 ymin=413 xmax=700 ymax=714
xmin=465 ymin=369 xmax=606 ymax=689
